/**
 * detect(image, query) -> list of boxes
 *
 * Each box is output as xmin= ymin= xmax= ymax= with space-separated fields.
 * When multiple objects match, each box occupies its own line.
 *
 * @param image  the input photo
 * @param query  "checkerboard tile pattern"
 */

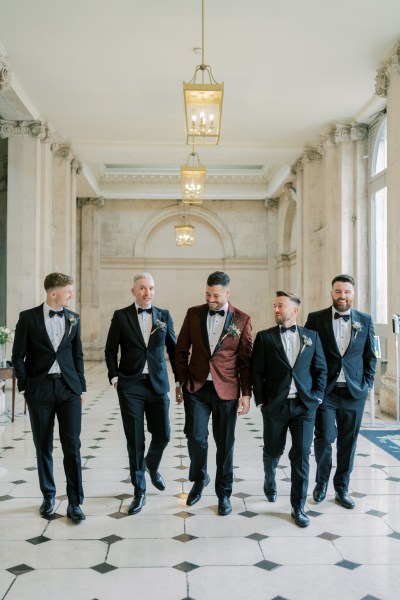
xmin=1 ymin=362 xmax=400 ymax=600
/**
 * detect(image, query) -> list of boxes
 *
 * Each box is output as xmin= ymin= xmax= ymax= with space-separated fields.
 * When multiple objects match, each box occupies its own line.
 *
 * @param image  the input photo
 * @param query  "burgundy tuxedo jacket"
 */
xmin=175 ymin=302 xmax=252 ymax=400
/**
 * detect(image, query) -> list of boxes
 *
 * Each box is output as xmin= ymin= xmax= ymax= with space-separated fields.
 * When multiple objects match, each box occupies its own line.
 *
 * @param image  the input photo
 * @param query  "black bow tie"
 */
xmin=280 ymin=325 xmax=296 ymax=334
xmin=49 ymin=309 xmax=64 ymax=318
xmin=138 ymin=307 xmax=152 ymax=314
xmin=209 ymin=309 xmax=225 ymax=317
xmin=334 ymin=312 xmax=350 ymax=322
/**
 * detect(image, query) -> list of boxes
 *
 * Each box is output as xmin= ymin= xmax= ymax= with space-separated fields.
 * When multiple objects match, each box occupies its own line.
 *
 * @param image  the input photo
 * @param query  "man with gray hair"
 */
xmin=105 ymin=273 xmax=180 ymax=514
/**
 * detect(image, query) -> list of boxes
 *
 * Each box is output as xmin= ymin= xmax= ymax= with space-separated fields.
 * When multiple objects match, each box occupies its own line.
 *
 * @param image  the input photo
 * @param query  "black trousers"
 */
xmin=262 ymin=396 xmax=316 ymax=508
xmin=184 ymin=381 xmax=238 ymax=498
xmin=26 ymin=377 xmax=83 ymax=504
xmin=314 ymin=385 xmax=366 ymax=492
xmin=117 ymin=375 xmax=170 ymax=494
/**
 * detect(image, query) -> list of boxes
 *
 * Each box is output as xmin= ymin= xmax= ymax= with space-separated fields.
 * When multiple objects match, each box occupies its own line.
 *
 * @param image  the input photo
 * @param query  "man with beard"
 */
xmin=175 ymin=271 xmax=252 ymax=516
xmin=252 ymin=291 xmax=327 ymax=527
xmin=305 ymin=275 xmax=376 ymax=509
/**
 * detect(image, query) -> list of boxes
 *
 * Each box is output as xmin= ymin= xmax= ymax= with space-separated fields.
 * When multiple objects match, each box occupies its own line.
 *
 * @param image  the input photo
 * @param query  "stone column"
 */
xmin=376 ymin=43 xmax=400 ymax=417
xmin=295 ymin=149 xmax=324 ymax=314
xmin=52 ymin=145 xmax=78 ymax=276
xmin=265 ymin=197 xmax=279 ymax=314
xmin=77 ymin=197 xmax=104 ymax=360
xmin=1 ymin=120 xmax=49 ymax=327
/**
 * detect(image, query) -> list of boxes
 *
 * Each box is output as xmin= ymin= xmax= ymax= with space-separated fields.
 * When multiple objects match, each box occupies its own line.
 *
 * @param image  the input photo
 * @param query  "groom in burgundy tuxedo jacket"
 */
xmin=175 ymin=271 xmax=252 ymax=516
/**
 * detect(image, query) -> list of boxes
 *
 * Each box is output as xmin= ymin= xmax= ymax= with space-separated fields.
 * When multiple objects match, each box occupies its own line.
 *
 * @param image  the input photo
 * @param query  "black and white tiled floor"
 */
xmin=1 ymin=362 xmax=400 ymax=600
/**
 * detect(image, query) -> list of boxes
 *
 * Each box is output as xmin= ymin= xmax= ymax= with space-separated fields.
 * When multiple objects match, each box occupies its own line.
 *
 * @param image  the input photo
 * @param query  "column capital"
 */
xmin=0 ymin=60 xmax=11 ymax=92
xmin=265 ymin=197 xmax=279 ymax=209
xmin=375 ymin=41 xmax=400 ymax=97
xmin=303 ymin=147 xmax=323 ymax=163
xmin=77 ymin=197 xmax=105 ymax=208
xmin=0 ymin=119 xmax=50 ymax=140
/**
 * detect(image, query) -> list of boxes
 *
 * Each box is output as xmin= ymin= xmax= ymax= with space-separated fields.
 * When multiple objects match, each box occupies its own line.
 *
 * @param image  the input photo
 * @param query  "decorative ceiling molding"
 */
xmin=0 ymin=60 xmax=11 ymax=92
xmin=77 ymin=197 xmax=104 ymax=208
xmin=0 ymin=119 xmax=49 ymax=140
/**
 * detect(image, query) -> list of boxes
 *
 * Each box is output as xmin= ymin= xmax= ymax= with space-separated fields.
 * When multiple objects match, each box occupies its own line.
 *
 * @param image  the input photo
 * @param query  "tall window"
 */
xmin=370 ymin=117 xmax=387 ymax=324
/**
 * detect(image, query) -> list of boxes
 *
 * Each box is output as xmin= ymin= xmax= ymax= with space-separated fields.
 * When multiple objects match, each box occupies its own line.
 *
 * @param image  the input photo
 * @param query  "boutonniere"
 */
xmin=150 ymin=319 xmax=166 ymax=336
xmin=300 ymin=334 xmax=313 ymax=354
xmin=221 ymin=321 xmax=241 ymax=342
xmin=352 ymin=321 xmax=362 ymax=339
xmin=68 ymin=315 xmax=79 ymax=336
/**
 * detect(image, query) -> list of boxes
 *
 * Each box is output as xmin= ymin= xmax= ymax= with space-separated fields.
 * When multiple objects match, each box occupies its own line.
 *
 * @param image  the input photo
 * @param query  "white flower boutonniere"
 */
xmin=221 ymin=321 xmax=241 ymax=342
xmin=300 ymin=334 xmax=313 ymax=354
xmin=150 ymin=319 xmax=167 ymax=336
xmin=352 ymin=321 xmax=362 ymax=339
xmin=68 ymin=316 xmax=79 ymax=336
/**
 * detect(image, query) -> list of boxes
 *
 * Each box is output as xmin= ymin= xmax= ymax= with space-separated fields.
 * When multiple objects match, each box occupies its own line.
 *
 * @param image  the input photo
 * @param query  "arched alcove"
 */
xmin=134 ymin=205 xmax=235 ymax=258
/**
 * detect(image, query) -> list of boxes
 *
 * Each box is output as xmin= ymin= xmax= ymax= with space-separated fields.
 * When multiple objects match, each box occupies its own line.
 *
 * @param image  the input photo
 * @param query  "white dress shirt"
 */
xmin=332 ymin=306 xmax=351 ymax=383
xmin=206 ymin=302 xmax=228 ymax=380
xmin=44 ymin=302 xmax=65 ymax=374
xmin=280 ymin=324 xmax=300 ymax=396
xmin=137 ymin=305 xmax=152 ymax=374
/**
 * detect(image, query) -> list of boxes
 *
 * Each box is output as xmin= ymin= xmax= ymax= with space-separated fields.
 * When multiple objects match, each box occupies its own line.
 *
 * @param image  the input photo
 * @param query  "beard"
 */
xmin=332 ymin=298 xmax=352 ymax=312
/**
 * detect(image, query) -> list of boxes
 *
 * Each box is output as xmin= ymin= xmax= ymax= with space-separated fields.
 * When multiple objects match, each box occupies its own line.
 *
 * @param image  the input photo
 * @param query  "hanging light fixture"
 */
xmin=174 ymin=213 xmax=195 ymax=247
xmin=181 ymin=145 xmax=206 ymax=204
xmin=183 ymin=0 xmax=224 ymax=145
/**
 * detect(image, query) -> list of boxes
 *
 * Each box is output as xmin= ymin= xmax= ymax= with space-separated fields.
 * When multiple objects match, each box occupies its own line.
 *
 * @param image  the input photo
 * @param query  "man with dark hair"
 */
xmin=175 ymin=271 xmax=252 ymax=515
xmin=252 ymin=291 xmax=327 ymax=527
xmin=12 ymin=272 xmax=86 ymax=521
xmin=305 ymin=275 xmax=376 ymax=509
xmin=105 ymin=272 xmax=180 ymax=515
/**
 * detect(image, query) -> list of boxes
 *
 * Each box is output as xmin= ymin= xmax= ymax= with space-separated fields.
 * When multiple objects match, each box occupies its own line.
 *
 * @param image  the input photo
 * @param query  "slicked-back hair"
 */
xmin=207 ymin=271 xmax=230 ymax=288
xmin=276 ymin=290 xmax=301 ymax=306
xmin=331 ymin=274 xmax=355 ymax=288
xmin=133 ymin=272 xmax=154 ymax=285
xmin=44 ymin=272 xmax=74 ymax=291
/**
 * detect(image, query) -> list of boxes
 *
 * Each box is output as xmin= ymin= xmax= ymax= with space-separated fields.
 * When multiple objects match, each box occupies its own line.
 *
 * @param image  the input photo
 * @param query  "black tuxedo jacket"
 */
xmin=305 ymin=307 xmax=376 ymax=400
xmin=104 ymin=303 xmax=177 ymax=395
xmin=12 ymin=304 xmax=86 ymax=396
xmin=252 ymin=325 xmax=327 ymax=410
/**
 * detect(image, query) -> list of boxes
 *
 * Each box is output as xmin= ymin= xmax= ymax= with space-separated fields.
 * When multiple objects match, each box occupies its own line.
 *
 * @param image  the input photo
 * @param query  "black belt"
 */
xmin=140 ymin=373 xmax=150 ymax=380
xmin=46 ymin=373 xmax=62 ymax=380
xmin=335 ymin=382 xmax=348 ymax=388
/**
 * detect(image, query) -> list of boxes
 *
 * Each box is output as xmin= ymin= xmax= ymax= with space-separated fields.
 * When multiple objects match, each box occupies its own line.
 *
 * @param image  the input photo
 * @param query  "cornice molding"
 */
xmin=375 ymin=41 xmax=400 ymax=97
xmin=77 ymin=196 xmax=105 ymax=208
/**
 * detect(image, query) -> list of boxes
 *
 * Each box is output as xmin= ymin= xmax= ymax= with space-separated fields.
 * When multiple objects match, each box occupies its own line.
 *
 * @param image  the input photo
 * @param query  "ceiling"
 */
xmin=0 ymin=0 xmax=397 ymax=200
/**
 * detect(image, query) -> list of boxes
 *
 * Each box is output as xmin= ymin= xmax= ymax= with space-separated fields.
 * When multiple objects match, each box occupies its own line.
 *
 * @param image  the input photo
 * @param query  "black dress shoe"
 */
xmin=313 ymin=482 xmax=328 ymax=503
xmin=186 ymin=474 xmax=210 ymax=506
xmin=291 ymin=507 xmax=310 ymax=528
xmin=128 ymin=495 xmax=146 ymax=515
xmin=66 ymin=503 xmax=86 ymax=521
xmin=264 ymin=488 xmax=277 ymax=502
xmin=145 ymin=462 xmax=166 ymax=491
xmin=335 ymin=491 xmax=355 ymax=509
xmin=39 ymin=497 xmax=55 ymax=516
xmin=218 ymin=496 xmax=232 ymax=516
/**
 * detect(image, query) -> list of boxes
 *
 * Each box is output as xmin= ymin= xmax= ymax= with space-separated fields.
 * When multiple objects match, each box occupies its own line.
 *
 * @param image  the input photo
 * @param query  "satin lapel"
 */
xmin=200 ymin=306 xmax=211 ymax=356
xmin=58 ymin=308 xmax=70 ymax=347
xmin=126 ymin=304 xmax=146 ymax=348
xmin=148 ymin=307 xmax=160 ymax=345
xmin=293 ymin=326 xmax=305 ymax=366
xmin=270 ymin=326 xmax=291 ymax=366
xmin=345 ymin=309 xmax=361 ymax=353
xmin=213 ymin=308 xmax=235 ymax=354
xmin=324 ymin=309 xmax=341 ymax=355
xmin=32 ymin=304 xmax=53 ymax=347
